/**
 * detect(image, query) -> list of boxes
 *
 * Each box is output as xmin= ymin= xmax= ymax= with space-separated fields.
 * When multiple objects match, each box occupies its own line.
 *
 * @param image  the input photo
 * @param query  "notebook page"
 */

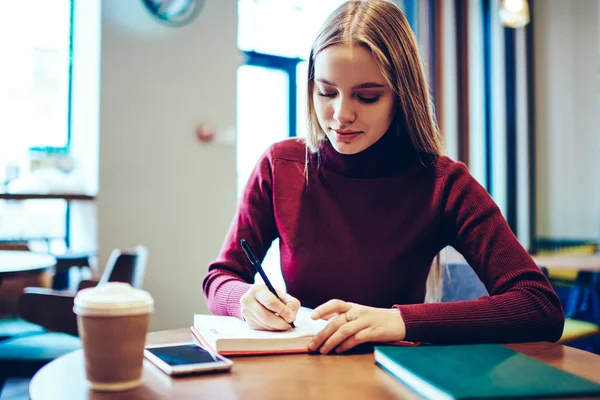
xmin=194 ymin=307 xmax=328 ymax=340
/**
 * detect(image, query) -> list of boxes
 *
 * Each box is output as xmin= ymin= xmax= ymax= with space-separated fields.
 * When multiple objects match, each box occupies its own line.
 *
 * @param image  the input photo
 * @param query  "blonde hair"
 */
xmin=305 ymin=0 xmax=446 ymax=303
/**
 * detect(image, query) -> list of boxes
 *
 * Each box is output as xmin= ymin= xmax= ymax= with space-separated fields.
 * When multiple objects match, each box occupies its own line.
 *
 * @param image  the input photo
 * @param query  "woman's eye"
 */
xmin=358 ymin=96 xmax=380 ymax=104
xmin=318 ymin=92 xmax=336 ymax=98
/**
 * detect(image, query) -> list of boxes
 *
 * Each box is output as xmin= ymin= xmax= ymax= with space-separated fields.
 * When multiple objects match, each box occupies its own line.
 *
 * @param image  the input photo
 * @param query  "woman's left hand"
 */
xmin=308 ymin=299 xmax=406 ymax=354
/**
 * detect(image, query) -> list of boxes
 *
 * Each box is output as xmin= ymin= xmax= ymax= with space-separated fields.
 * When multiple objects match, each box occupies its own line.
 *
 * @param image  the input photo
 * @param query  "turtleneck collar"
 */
xmin=319 ymin=128 xmax=419 ymax=178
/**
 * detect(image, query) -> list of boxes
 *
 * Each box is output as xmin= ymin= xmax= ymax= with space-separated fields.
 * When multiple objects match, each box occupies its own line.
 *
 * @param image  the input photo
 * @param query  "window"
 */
xmin=237 ymin=64 xmax=290 ymax=194
xmin=0 ymin=0 xmax=72 ymax=171
xmin=0 ymin=0 xmax=73 ymax=251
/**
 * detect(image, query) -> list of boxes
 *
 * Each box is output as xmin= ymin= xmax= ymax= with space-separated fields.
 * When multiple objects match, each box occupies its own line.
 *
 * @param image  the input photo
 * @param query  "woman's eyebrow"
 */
xmin=315 ymin=78 xmax=386 ymax=89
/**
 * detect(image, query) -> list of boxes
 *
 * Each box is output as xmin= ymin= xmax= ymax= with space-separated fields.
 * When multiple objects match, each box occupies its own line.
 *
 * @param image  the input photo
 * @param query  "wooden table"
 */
xmin=532 ymin=254 xmax=600 ymax=272
xmin=29 ymin=328 xmax=600 ymax=400
xmin=444 ymin=249 xmax=600 ymax=272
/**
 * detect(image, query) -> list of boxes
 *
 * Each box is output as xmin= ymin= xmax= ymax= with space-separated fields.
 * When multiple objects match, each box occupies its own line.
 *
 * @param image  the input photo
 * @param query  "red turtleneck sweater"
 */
xmin=202 ymin=133 xmax=564 ymax=344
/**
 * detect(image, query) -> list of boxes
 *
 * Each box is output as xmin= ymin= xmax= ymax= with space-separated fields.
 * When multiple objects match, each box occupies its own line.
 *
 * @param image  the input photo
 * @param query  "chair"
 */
xmin=51 ymin=252 xmax=93 ymax=290
xmin=443 ymin=260 xmax=600 ymax=352
xmin=441 ymin=261 xmax=489 ymax=302
xmin=0 ymin=245 xmax=148 ymax=392
xmin=18 ymin=246 xmax=148 ymax=335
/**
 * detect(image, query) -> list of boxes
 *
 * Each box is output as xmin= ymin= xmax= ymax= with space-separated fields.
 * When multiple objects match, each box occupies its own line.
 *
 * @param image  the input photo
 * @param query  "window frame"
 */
xmin=242 ymin=51 xmax=303 ymax=138
xmin=29 ymin=0 xmax=74 ymax=155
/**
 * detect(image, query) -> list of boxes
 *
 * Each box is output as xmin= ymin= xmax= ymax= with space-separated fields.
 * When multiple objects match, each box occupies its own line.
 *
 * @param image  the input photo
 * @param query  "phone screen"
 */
xmin=146 ymin=344 xmax=221 ymax=366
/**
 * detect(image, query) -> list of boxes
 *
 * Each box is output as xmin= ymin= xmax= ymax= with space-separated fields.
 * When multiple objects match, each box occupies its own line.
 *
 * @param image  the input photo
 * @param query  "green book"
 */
xmin=374 ymin=344 xmax=600 ymax=399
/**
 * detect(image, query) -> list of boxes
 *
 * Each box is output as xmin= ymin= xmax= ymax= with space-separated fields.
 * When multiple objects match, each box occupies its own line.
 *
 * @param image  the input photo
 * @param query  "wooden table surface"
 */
xmin=29 ymin=328 xmax=600 ymax=400
xmin=0 ymin=251 xmax=56 ymax=277
xmin=531 ymin=254 xmax=600 ymax=272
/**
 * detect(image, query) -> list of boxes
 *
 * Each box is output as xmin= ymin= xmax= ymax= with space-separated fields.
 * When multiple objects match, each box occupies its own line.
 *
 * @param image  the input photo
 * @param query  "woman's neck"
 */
xmin=320 ymin=130 xmax=418 ymax=178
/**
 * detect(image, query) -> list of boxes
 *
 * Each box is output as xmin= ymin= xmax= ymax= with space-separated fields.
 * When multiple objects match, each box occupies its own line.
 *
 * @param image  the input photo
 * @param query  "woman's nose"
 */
xmin=333 ymin=97 xmax=355 ymax=125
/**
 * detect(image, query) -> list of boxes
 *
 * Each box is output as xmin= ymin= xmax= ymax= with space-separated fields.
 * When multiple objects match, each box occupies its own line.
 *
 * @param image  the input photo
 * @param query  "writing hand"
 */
xmin=240 ymin=284 xmax=301 ymax=331
xmin=308 ymin=299 xmax=406 ymax=354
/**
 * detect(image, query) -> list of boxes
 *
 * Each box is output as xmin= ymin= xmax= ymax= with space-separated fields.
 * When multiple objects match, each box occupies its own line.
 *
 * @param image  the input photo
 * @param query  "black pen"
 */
xmin=240 ymin=239 xmax=295 ymax=328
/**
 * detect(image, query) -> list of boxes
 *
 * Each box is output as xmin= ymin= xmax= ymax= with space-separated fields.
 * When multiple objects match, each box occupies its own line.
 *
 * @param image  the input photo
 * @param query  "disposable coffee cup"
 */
xmin=73 ymin=282 xmax=154 ymax=392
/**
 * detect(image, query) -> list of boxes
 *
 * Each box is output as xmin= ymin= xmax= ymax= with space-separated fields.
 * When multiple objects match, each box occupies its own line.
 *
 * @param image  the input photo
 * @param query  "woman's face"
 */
xmin=313 ymin=44 xmax=395 ymax=155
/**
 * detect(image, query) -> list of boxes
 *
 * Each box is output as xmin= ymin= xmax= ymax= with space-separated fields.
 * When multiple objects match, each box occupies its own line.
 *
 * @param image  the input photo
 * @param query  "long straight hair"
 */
xmin=305 ymin=0 xmax=446 ymax=302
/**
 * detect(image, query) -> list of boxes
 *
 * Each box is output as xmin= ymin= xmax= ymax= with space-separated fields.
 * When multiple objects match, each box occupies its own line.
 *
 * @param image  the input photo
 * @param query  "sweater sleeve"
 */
xmin=396 ymin=162 xmax=565 ymax=344
xmin=202 ymin=148 xmax=279 ymax=319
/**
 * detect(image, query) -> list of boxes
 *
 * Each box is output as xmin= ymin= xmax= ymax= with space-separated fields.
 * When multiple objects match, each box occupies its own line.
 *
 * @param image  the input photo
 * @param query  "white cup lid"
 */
xmin=73 ymin=282 xmax=154 ymax=317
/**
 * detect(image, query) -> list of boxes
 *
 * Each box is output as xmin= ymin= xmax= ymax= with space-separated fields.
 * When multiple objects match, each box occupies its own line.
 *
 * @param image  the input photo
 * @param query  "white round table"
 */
xmin=0 ymin=250 xmax=56 ymax=279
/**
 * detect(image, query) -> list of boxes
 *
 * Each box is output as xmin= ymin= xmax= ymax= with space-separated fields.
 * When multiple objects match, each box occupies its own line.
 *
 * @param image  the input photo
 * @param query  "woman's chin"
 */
xmin=330 ymin=138 xmax=368 ymax=155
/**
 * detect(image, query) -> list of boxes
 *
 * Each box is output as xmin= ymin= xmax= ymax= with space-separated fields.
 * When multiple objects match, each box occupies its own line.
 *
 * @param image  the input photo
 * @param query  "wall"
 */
xmin=535 ymin=0 xmax=600 ymax=239
xmin=99 ymin=0 xmax=238 ymax=330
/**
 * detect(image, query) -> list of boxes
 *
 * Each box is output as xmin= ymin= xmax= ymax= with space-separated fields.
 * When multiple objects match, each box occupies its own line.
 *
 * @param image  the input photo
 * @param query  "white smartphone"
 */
xmin=144 ymin=342 xmax=233 ymax=376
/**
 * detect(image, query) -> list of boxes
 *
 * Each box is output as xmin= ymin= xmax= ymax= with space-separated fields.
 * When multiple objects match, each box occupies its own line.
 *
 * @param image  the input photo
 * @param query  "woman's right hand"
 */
xmin=240 ymin=284 xmax=301 ymax=331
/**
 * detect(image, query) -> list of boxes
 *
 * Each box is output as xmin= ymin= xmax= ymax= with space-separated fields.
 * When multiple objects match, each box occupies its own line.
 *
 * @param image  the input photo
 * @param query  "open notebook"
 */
xmin=191 ymin=307 xmax=329 ymax=356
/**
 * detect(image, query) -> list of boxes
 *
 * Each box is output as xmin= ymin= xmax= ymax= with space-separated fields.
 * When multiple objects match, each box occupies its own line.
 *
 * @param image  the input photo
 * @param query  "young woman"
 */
xmin=202 ymin=0 xmax=564 ymax=354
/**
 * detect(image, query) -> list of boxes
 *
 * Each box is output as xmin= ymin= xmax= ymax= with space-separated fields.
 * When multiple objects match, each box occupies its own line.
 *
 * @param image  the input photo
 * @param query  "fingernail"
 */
xmin=320 ymin=347 xmax=328 ymax=354
xmin=308 ymin=342 xmax=314 ymax=351
xmin=335 ymin=348 xmax=342 ymax=353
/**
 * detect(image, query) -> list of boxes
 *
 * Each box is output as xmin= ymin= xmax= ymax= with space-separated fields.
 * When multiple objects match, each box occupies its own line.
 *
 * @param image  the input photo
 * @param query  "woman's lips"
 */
xmin=333 ymin=129 xmax=363 ymax=143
